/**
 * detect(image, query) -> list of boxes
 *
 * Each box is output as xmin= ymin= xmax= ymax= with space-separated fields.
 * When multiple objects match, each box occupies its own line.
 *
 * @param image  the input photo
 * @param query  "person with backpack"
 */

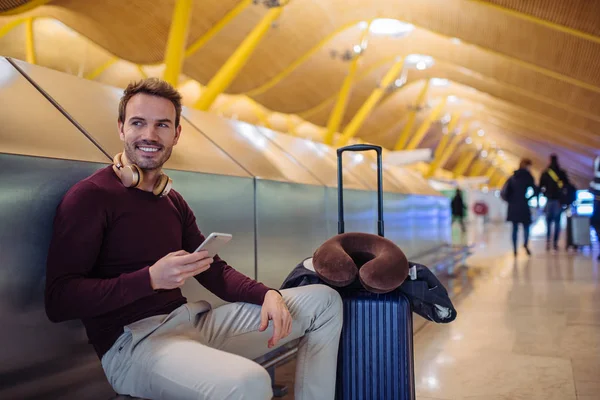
xmin=502 ymin=158 xmax=538 ymax=257
xmin=539 ymin=154 xmax=571 ymax=252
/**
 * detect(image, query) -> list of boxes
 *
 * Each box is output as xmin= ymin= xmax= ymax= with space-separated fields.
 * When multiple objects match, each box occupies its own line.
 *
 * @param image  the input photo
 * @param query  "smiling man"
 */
xmin=44 ymin=78 xmax=343 ymax=400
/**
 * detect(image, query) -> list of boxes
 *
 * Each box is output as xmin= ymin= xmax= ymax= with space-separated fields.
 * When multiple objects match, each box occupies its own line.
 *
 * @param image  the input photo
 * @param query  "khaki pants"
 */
xmin=101 ymin=284 xmax=343 ymax=400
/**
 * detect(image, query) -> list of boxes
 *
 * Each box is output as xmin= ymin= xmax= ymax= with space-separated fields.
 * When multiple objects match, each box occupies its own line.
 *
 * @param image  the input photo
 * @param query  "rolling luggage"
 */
xmin=335 ymin=144 xmax=415 ymax=400
xmin=570 ymin=214 xmax=591 ymax=247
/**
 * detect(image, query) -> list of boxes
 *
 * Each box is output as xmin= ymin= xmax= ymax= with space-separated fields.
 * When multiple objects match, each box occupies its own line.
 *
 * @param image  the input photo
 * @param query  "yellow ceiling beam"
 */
xmin=336 ymin=57 xmax=405 ymax=146
xmin=84 ymin=57 xmax=118 ymax=80
xmin=324 ymin=22 xmax=371 ymax=145
xmin=405 ymin=97 xmax=447 ymax=150
xmin=0 ymin=17 xmax=29 ymax=39
xmin=185 ymin=0 xmax=252 ymax=59
xmin=24 ymin=17 xmax=36 ymax=64
xmin=467 ymin=0 xmax=600 ymax=45
xmin=394 ymin=79 xmax=431 ymax=150
xmin=446 ymin=62 xmax=600 ymax=123
xmin=163 ymin=0 xmax=194 ymax=87
xmin=432 ymin=112 xmax=461 ymax=158
xmin=0 ymin=0 xmax=52 ymax=16
xmin=453 ymin=148 xmax=478 ymax=178
xmin=425 ymin=122 xmax=471 ymax=178
xmin=194 ymin=5 xmax=284 ymax=110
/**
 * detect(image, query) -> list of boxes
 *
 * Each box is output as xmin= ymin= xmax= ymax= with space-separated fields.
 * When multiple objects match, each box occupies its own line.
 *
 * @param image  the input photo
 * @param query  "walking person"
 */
xmin=590 ymin=155 xmax=600 ymax=260
xmin=501 ymin=158 xmax=538 ymax=257
xmin=539 ymin=154 xmax=570 ymax=252
xmin=451 ymin=188 xmax=467 ymax=234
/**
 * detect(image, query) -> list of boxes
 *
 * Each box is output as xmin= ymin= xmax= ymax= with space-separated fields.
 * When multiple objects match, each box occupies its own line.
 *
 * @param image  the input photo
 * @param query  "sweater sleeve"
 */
xmin=45 ymin=181 xmax=155 ymax=322
xmin=174 ymin=194 xmax=272 ymax=305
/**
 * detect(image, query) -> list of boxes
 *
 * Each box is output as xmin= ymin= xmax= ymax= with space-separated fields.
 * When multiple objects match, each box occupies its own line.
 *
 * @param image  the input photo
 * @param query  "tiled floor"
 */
xmin=273 ymin=220 xmax=600 ymax=399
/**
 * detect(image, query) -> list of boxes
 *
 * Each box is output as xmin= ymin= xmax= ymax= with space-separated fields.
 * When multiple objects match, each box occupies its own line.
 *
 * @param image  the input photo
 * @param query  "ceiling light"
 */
xmin=353 ymin=45 xmax=362 ymax=53
xmin=368 ymin=19 xmax=414 ymax=37
xmin=431 ymin=78 xmax=449 ymax=87
xmin=481 ymin=150 xmax=488 ymax=158
xmin=447 ymin=95 xmax=460 ymax=104
xmin=406 ymin=54 xmax=435 ymax=70
xmin=450 ymin=37 xmax=462 ymax=45
xmin=498 ymin=150 xmax=505 ymax=156
xmin=477 ymin=129 xmax=485 ymax=137
xmin=441 ymin=113 xmax=452 ymax=125
xmin=465 ymin=137 xmax=473 ymax=144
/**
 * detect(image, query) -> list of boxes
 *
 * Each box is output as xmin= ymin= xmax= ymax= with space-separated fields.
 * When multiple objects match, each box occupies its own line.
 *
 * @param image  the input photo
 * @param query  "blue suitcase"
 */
xmin=335 ymin=145 xmax=415 ymax=400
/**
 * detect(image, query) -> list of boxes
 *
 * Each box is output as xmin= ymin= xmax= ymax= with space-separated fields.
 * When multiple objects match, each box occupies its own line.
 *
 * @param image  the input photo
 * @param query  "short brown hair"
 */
xmin=519 ymin=158 xmax=532 ymax=169
xmin=118 ymin=78 xmax=183 ymax=127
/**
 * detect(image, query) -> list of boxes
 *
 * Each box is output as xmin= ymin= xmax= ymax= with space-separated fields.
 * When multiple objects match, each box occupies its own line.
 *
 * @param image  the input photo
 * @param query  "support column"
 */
xmin=195 ymin=6 xmax=284 ymax=110
xmin=425 ymin=122 xmax=471 ymax=178
xmin=394 ymin=79 xmax=430 ymax=150
xmin=470 ymin=158 xmax=490 ymax=176
xmin=452 ymin=149 xmax=478 ymax=178
xmin=25 ymin=17 xmax=36 ymax=64
xmin=432 ymin=112 xmax=461 ymax=160
xmin=405 ymin=97 xmax=448 ymax=150
xmin=336 ymin=57 xmax=405 ymax=146
xmin=163 ymin=0 xmax=194 ymax=86
xmin=323 ymin=24 xmax=371 ymax=145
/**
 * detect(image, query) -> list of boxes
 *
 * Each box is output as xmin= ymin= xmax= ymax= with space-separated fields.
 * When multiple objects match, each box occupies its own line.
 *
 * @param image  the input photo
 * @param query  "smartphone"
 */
xmin=194 ymin=232 xmax=232 ymax=258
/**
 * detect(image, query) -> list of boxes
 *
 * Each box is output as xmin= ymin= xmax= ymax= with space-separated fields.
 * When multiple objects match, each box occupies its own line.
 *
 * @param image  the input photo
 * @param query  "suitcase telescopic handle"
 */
xmin=336 ymin=144 xmax=384 ymax=237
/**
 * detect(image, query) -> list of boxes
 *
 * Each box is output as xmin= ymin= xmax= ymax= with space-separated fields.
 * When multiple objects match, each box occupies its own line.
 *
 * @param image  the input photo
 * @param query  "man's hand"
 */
xmin=259 ymin=290 xmax=292 ymax=348
xmin=149 ymin=250 xmax=213 ymax=290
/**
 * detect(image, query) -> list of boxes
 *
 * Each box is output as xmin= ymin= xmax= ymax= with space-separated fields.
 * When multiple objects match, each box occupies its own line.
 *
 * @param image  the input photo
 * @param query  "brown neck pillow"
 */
xmin=312 ymin=232 xmax=409 ymax=294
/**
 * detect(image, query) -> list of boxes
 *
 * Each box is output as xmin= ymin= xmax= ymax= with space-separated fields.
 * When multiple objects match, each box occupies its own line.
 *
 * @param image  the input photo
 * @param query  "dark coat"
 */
xmin=505 ymin=168 xmax=537 ymax=224
xmin=451 ymin=193 xmax=466 ymax=217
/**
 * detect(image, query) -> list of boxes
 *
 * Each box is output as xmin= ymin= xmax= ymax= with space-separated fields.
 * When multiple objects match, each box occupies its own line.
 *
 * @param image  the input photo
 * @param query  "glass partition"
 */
xmin=0 ymin=58 xmax=108 ymax=163
xmin=183 ymin=108 xmax=323 ymax=186
xmin=255 ymin=127 xmax=368 ymax=190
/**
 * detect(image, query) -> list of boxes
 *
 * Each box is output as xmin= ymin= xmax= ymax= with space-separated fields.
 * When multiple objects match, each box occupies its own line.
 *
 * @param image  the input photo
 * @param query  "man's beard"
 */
xmin=124 ymin=140 xmax=172 ymax=171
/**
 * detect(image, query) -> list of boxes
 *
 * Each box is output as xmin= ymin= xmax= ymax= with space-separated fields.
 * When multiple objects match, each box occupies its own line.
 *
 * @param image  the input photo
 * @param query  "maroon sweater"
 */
xmin=45 ymin=166 xmax=272 ymax=359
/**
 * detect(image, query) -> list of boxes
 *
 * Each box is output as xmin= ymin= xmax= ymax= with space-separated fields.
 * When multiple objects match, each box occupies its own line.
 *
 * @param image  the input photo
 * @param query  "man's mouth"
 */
xmin=136 ymin=145 xmax=161 ymax=153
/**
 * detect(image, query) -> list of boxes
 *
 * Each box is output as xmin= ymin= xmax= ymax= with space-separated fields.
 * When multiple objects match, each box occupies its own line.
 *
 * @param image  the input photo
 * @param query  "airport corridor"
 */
xmin=277 ymin=221 xmax=600 ymax=400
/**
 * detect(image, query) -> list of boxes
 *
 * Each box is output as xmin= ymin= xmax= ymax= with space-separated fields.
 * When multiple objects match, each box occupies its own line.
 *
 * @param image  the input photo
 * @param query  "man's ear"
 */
xmin=173 ymin=124 xmax=182 ymax=145
xmin=118 ymin=120 xmax=125 ymax=141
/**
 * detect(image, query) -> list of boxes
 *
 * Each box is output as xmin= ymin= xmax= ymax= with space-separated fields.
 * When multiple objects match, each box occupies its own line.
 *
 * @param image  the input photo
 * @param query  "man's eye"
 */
xmin=159 ymin=123 xmax=169 ymax=128
xmin=132 ymin=121 xmax=142 ymax=126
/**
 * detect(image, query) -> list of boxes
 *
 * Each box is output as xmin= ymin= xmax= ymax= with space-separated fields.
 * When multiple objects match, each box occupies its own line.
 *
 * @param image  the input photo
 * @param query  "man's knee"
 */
xmin=219 ymin=363 xmax=272 ymax=400
xmin=305 ymin=285 xmax=343 ymax=323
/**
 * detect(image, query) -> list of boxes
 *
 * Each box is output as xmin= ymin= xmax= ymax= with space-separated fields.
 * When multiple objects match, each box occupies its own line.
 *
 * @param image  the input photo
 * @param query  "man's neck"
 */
xmin=122 ymin=152 xmax=161 ymax=192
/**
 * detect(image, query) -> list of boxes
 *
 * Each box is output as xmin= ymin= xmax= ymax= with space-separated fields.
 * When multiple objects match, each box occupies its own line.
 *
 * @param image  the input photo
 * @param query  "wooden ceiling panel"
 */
xmin=481 ymin=0 xmax=600 ymax=36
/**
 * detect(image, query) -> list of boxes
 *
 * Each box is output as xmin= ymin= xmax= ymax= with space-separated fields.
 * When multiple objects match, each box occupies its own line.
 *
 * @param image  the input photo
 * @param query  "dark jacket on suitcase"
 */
xmin=281 ymin=258 xmax=457 ymax=324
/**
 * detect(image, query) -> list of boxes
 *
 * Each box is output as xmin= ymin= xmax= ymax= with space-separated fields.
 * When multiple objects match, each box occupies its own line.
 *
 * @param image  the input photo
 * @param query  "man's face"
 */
xmin=118 ymin=93 xmax=181 ymax=171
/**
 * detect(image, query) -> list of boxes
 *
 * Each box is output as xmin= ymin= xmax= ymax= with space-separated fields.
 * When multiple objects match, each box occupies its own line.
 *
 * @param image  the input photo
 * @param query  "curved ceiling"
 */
xmin=1 ymin=0 xmax=599 ymax=188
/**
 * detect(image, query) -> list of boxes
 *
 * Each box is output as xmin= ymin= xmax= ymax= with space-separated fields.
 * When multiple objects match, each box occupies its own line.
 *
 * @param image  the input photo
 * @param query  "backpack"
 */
xmin=500 ymin=176 xmax=512 ymax=202
xmin=548 ymin=168 xmax=576 ymax=206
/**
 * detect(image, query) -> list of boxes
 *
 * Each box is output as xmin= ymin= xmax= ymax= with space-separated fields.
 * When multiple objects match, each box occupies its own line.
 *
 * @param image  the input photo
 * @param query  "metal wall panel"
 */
xmin=166 ymin=170 xmax=256 ymax=307
xmin=11 ymin=58 xmax=249 ymax=177
xmin=325 ymin=187 xmax=378 ymax=237
xmin=256 ymin=127 xmax=368 ymax=191
xmin=0 ymin=154 xmax=115 ymax=398
xmin=255 ymin=181 xmax=329 ymax=289
xmin=182 ymin=109 xmax=323 ymax=186
xmin=0 ymin=58 xmax=108 ymax=163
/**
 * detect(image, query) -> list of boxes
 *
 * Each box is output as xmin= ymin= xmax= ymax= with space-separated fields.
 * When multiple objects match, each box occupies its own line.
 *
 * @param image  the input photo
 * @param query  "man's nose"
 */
xmin=140 ymin=125 xmax=160 ymax=141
